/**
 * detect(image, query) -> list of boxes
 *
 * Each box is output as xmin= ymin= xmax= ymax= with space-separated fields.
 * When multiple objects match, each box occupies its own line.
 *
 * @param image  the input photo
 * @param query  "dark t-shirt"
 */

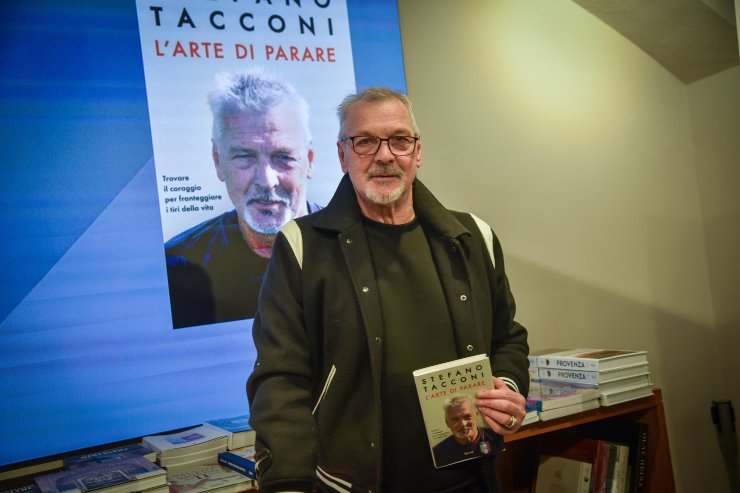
xmin=165 ymin=210 xmax=267 ymax=328
xmin=364 ymin=218 xmax=484 ymax=491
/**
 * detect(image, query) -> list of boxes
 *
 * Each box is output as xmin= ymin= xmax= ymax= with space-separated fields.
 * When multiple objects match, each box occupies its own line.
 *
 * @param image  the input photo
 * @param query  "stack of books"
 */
xmin=33 ymin=456 xmax=167 ymax=493
xmin=142 ymin=425 xmax=228 ymax=473
xmin=532 ymin=348 xmax=654 ymax=406
xmin=167 ymin=463 xmax=258 ymax=493
xmin=526 ymin=381 xmax=602 ymax=421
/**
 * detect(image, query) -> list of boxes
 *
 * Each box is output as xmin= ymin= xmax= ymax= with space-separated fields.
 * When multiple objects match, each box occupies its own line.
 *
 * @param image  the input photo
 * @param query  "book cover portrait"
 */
xmin=135 ymin=0 xmax=355 ymax=329
xmin=413 ymin=355 xmax=503 ymax=468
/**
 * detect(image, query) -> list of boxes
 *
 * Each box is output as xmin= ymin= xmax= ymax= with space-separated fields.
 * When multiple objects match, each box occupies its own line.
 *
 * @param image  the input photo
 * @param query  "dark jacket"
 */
xmin=247 ymin=175 xmax=529 ymax=493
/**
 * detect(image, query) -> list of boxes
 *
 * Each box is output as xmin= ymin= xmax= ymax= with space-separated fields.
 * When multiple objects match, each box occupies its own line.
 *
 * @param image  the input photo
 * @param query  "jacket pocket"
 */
xmin=312 ymin=364 xmax=336 ymax=415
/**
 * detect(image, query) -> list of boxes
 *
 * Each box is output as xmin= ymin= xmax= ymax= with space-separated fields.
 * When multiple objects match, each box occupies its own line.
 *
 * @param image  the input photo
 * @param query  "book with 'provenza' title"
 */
xmin=413 ymin=354 xmax=502 ymax=469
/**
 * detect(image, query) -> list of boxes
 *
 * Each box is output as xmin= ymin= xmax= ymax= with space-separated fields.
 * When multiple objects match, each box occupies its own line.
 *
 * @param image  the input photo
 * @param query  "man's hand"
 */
xmin=475 ymin=376 xmax=527 ymax=434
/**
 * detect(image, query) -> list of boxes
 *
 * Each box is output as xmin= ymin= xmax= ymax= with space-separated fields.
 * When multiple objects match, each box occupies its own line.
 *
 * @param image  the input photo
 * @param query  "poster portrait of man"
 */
xmin=164 ymin=70 xmax=322 ymax=328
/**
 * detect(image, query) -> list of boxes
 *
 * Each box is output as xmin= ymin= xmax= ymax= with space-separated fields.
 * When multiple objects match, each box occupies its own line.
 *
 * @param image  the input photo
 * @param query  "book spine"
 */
xmin=536 ymin=356 xmax=599 ymax=371
xmin=537 ymin=368 xmax=599 ymax=386
xmin=593 ymin=440 xmax=610 ymax=493
xmin=603 ymin=443 xmax=618 ymax=493
xmin=636 ymin=426 xmax=648 ymax=492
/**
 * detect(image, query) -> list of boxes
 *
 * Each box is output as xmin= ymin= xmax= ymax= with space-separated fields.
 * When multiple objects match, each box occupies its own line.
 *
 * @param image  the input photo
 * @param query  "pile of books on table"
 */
xmin=31 ymin=450 xmax=168 ymax=493
xmin=21 ymin=415 xmax=259 ymax=493
xmin=530 ymin=348 xmax=654 ymax=407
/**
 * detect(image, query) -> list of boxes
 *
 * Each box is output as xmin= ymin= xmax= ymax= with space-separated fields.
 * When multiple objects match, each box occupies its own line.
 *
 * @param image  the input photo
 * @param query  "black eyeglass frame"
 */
xmin=340 ymin=135 xmax=420 ymax=156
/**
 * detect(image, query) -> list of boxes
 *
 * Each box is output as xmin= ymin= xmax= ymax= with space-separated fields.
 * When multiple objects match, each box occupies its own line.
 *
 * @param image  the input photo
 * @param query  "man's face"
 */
xmin=337 ymin=99 xmax=421 ymax=215
xmin=445 ymin=401 xmax=479 ymax=443
xmin=213 ymin=101 xmax=314 ymax=235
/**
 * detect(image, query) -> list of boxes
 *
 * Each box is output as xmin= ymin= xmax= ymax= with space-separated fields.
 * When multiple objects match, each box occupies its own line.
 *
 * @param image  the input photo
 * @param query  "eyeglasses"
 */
xmin=341 ymin=135 xmax=419 ymax=156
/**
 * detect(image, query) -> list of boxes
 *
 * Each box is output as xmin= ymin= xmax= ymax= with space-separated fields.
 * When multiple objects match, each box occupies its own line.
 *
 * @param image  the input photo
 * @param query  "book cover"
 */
xmin=526 ymin=381 xmax=602 ymax=411
xmin=533 ymin=455 xmax=592 ymax=493
xmin=599 ymin=385 xmax=654 ymax=407
xmin=217 ymin=447 xmax=257 ymax=479
xmin=135 ymin=0 xmax=356 ymax=329
xmin=536 ymin=349 xmax=648 ymax=372
xmin=202 ymin=415 xmax=255 ymax=450
xmin=34 ymin=456 xmax=166 ymax=493
xmin=538 ymin=398 xmax=601 ymax=421
xmin=63 ymin=444 xmax=156 ymax=470
xmin=142 ymin=426 xmax=228 ymax=459
xmin=167 ymin=464 xmax=253 ymax=493
xmin=412 ymin=354 xmax=500 ymax=469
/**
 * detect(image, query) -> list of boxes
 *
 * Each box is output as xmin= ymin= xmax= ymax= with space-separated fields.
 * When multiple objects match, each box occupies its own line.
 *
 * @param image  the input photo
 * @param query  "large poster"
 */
xmin=0 ymin=0 xmax=405 ymax=469
xmin=136 ymin=1 xmax=355 ymax=328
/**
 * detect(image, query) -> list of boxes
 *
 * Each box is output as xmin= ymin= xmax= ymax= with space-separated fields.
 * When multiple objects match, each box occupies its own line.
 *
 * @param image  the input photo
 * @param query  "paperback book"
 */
xmin=536 ymin=349 xmax=648 ymax=372
xmin=526 ymin=381 xmax=602 ymax=412
xmin=537 ymin=363 xmax=650 ymax=387
xmin=528 ymin=348 xmax=567 ymax=368
xmin=538 ymin=398 xmax=601 ymax=421
xmin=217 ymin=446 xmax=257 ymax=479
xmin=142 ymin=425 xmax=228 ymax=459
xmin=34 ymin=456 xmax=166 ymax=493
xmin=201 ymin=415 xmax=255 ymax=450
xmin=599 ymin=384 xmax=654 ymax=407
xmin=157 ymin=442 xmax=228 ymax=471
xmin=63 ymin=444 xmax=156 ymax=470
xmin=412 ymin=354 xmax=499 ymax=469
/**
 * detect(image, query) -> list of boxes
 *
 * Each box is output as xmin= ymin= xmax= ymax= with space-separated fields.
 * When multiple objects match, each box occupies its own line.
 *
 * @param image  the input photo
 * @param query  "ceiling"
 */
xmin=572 ymin=0 xmax=739 ymax=83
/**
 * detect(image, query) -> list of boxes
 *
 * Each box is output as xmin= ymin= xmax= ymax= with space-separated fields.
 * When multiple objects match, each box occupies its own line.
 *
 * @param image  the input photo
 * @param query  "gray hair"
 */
xmin=336 ymin=87 xmax=419 ymax=139
xmin=442 ymin=395 xmax=476 ymax=416
xmin=208 ymin=69 xmax=311 ymax=142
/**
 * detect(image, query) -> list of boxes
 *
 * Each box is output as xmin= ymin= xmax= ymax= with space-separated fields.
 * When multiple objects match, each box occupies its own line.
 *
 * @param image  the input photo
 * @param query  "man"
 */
xmin=247 ymin=88 xmax=529 ymax=493
xmin=165 ymin=70 xmax=320 ymax=328
xmin=433 ymin=396 xmax=495 ymax=468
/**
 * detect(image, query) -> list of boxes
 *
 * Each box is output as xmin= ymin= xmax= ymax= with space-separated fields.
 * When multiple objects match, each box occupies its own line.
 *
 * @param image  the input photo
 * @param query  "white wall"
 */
xmin=397 ymin=0 xmax=737 ymax=491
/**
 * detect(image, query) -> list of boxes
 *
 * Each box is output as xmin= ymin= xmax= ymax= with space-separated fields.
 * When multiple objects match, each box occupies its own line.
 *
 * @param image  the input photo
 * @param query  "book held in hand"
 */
xmin=412 ymin=354 xmax=501 ymax=469
xmin=34 ymin=456 xmax=166 ymax=493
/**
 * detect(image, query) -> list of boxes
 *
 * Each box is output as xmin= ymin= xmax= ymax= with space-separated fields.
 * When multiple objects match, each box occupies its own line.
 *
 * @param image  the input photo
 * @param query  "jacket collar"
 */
xmin=314 ymin=174 xmax=471 ymax=240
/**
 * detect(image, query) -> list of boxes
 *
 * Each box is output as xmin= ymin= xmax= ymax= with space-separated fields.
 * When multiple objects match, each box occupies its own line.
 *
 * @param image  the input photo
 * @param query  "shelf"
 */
xmin=497 ymin=388 xmax=675 ymax=493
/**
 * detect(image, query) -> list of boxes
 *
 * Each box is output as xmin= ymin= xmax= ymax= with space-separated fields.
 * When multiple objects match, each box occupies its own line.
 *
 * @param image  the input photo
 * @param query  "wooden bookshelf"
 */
xmin=497 ymin=389 xmax=675 ymax=492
